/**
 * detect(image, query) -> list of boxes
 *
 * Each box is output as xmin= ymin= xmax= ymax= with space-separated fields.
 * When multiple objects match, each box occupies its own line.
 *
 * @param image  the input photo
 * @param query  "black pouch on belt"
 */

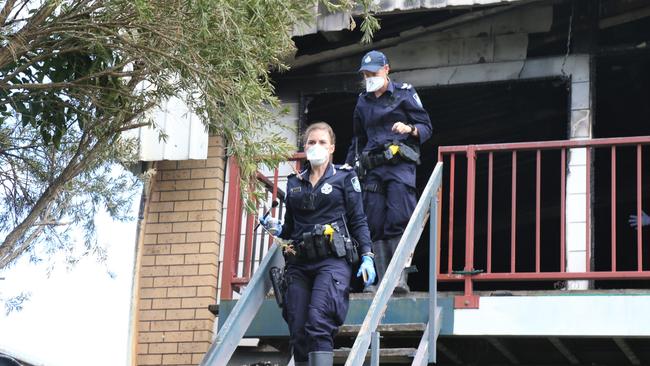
xmin=330 ymin=232 xmax=347 ymax=258
xmin=316 ymin=236 xmax=330 ymax=258
xmin=397 ymin=141 xmax=421 ymax=164
xmin=311 ymin=225 xmax=329 ymax=258
xmin=344 ymin=237 xmax=359 ymax=265
xmin=302 ymin=233 xmax=317 ymax=260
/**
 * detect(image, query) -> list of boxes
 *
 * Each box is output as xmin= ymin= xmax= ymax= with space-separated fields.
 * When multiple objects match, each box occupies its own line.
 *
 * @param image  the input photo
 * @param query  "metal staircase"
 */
xmin=201 ymin=162 xmax=444 ymax=366
xmin=342 ymin=162 xmax=443 ymax=366
xmin=333 ymin=321 xmax=432 ymax=364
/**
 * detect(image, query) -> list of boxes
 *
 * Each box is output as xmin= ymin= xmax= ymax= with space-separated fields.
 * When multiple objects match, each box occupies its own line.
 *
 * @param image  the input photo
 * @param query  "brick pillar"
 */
xmin=134 ymin=136 xmax=226 ymax=366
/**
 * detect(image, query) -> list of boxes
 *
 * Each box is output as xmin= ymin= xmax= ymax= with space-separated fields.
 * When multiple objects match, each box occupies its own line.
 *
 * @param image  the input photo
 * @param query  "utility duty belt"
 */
xmin=360 ymin=140 xmax=420 ymax=170
xmin=286 ymin=223 xmax=359 ymax=265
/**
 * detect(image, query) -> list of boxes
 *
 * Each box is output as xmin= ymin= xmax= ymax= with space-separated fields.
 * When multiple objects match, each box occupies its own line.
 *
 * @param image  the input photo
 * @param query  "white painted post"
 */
xmin=566 ymin=57 xmax=592 ymax=290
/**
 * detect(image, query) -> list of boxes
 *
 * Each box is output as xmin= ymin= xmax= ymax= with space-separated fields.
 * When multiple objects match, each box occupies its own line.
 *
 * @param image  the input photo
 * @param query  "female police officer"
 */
xmin=261 ymin=122 xmax=376 ymax=366
xmin=345 ymin=50 xmax=433 ymax=293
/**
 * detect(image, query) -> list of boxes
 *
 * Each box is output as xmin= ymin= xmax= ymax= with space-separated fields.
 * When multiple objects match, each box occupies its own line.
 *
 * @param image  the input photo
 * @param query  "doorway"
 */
xmin=302 ymin=78 xmax=569 ymax=291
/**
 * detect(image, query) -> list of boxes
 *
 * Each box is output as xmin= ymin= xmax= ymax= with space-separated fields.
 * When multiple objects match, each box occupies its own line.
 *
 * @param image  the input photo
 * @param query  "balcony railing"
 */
xmin=438 ymin=136 xmax=650 ymax=308
xmin=220 ymin=136 xmax=650 ymax=307
xmin=220 ymin=154 xmax=304 ymax=300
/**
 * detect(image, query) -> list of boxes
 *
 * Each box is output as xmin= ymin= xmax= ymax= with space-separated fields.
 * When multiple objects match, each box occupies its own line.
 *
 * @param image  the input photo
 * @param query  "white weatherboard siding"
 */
xmin=452 ymin=295 xmax=650 ymax=336
xmin=135 ymin=96 xmax=208 ymax=161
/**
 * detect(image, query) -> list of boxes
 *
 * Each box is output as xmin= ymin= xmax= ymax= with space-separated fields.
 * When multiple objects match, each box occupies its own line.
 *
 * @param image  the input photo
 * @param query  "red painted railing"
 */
xmin=438 ymin=136 xmax=650 ymax=308
xmin=220 ymin=137 xmax=650 ymax=304
xmin=220 ymin=154 xmax=304 ymax=300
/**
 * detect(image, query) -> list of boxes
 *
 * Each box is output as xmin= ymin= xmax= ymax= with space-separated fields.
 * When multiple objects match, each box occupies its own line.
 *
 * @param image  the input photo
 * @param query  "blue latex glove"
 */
xmin=259 ymin=215 xmax=282 ymax=236
xmin=356 ymin=255 xmax=376 ymax=287
xmin=629 ymin=210 xmax=650 ymax=228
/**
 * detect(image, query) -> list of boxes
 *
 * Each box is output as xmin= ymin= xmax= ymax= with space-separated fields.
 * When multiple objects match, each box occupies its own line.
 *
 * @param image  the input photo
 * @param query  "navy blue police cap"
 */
xmin=359 ymin=50 xmax=388 ymax=72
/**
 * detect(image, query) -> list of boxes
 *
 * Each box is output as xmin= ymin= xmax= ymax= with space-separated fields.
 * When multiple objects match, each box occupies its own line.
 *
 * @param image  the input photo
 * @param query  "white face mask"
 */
xmin=365 ymin=76 xmax=385 ymax=92
xmin=306 ymin=144 xmax=329 ymax=167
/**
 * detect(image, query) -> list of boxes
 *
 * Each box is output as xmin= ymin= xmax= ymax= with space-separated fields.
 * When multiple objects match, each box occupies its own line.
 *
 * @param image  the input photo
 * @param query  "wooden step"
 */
xmin=338 ymin=322 xmax=426 ymax=336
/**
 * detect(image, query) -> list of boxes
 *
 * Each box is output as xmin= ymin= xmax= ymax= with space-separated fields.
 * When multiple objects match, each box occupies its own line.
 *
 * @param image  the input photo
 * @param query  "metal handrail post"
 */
xmin=429 ymin=182 xmax=441 ymax=363
xmin=371 ymin=331 xmax=380 ymax=366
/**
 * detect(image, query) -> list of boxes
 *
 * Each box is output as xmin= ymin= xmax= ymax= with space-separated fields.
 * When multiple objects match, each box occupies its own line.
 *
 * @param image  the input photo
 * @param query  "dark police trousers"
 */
xmin=282 ymin=257 xmax=351 ymax=362
xmin=363 ymin=165 xmax=417 ymax=241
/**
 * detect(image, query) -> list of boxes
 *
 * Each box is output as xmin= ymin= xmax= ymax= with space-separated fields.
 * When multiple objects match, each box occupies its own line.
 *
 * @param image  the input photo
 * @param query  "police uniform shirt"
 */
xmin=279 ymin=163 xmax=372 ymax=255
xmin=345 ymin=80 xmax=433 ymax=187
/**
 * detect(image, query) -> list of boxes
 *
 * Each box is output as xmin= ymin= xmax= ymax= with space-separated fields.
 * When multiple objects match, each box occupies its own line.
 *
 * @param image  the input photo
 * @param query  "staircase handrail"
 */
xmin=200 ymin=243 xmax=285 ymax=365
xmin=345 ymin=162 xmax=443 ymax=366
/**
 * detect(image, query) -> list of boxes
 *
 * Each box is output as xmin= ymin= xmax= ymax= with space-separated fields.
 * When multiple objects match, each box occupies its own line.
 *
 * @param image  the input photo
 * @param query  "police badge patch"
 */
xmin=413 ymin=93 xmax=423 ymax=108
xmin=321 ymin=183 xmax=333 ymax=195
xmin=351 ymin=177 xmax=361 ymax=192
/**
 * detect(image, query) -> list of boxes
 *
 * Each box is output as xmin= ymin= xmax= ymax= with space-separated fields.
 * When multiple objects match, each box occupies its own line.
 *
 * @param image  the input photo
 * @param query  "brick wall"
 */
xmin=134 ymin=136 xmax=226 ymax=366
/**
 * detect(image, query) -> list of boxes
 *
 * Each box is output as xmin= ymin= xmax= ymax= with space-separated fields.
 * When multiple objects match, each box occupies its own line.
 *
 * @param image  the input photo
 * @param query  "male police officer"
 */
xmin=346 ymin=50 xmax=433 ymax=293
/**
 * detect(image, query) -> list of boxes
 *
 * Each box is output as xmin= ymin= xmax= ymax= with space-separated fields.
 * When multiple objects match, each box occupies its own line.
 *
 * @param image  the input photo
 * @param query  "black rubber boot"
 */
xmin=387 ymin=237 xmax=410 ymax=294
xmin=363 ymin=240 xmax=388 ymax=293
xmin=295 ymin=362 xmax=307 ymax=366
xmin=308 ymin=351 xmax=334 ymax=366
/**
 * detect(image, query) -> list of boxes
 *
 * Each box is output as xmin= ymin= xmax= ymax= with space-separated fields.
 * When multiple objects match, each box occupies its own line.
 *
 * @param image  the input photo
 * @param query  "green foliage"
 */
xmin=359 ymin=0 xmax=381 ymax=44
xmin=0 ymin=0 xmax=378 ymax=268
xmin=321 ymin=0 xmax=381 ymax=44
xmin=3 ymin=291 xmax=30 ymax=315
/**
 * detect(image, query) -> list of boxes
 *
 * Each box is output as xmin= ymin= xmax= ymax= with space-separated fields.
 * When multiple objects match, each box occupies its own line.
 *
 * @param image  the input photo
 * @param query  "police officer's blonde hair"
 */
xmin=303 ymin=122 xmax=336 ymax=146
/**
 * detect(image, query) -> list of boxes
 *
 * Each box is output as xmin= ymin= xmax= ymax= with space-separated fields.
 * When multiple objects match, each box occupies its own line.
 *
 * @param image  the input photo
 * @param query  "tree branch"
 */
xmin=0 ymin=225 xmax=44 ymax=268
xmin=0 ymin=46 xmax=85 ymax=85
xmin=0 ymin=135 xmax=103 ymax=266
xmin=0 ymin=71 xmax=135 ymax=90
xmin=0 ymin=0 xmax=18 ymax=27
xmin=116 ymin=121 xmax=151 ymax=133
xmin=0 ymin=0 xmax=59 ymax=68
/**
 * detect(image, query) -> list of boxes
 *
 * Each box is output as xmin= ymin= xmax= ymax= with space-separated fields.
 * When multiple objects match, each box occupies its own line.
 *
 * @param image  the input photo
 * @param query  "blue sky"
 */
xmin=0 ymin=203 xmax=138 ymax=366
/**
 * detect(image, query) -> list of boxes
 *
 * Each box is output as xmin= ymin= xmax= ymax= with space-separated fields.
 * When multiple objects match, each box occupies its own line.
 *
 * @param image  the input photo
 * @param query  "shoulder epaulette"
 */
xmin=399 ymin=82 xmax=413 ymax=90
xmin=337 ymin=164 xmax=353 ymax=171
xmin=289 ymin=167 xmax=307 ymax=180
